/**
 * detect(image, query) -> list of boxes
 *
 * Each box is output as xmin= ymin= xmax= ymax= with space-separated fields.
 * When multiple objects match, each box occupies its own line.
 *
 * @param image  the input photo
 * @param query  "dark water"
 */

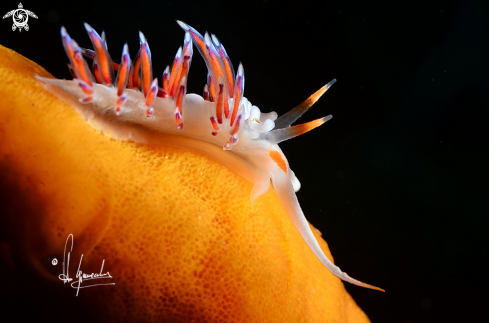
xmin=0 ymin=0 xmax=487 ymax=322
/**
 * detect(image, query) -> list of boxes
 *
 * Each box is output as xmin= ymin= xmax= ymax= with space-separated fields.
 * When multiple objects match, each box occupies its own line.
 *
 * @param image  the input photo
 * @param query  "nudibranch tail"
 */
xmin=271 ymin=172 xmax=386 ymax=292
xmin=36 ymin=21 xmax=383 ymax=292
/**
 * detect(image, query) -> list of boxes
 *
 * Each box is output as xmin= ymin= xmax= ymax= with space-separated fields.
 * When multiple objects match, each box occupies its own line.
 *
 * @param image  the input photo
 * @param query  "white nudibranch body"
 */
xmin=36 ymin=21 xmax=383 ymax=292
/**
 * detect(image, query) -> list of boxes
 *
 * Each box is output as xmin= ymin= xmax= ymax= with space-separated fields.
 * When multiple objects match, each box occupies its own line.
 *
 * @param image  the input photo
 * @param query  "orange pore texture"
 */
xmin=0 ymin=45 xmax=370 ymax=323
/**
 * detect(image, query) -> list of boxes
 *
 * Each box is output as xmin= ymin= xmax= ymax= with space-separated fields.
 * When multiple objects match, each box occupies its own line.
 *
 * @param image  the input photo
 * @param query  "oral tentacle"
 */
xmin=265 ymin=115 xmax=333 ymax=144
xmin=274 ymin=79 xmax=337 ymax=129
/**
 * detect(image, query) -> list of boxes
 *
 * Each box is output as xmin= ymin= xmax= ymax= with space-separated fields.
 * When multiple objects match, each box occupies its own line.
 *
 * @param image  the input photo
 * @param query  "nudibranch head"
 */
xmin=36 ymin=21 xmax=383 ymax=292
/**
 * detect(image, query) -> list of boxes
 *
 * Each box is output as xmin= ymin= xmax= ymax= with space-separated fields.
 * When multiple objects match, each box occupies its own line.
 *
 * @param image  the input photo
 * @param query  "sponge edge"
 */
xmin=0 ymin=45 xmax=371 ymax=323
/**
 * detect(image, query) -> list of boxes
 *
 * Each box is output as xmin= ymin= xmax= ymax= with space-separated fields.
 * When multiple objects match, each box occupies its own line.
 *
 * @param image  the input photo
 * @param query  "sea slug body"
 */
xmin=37 ymin=21 xmax=383 ymax=292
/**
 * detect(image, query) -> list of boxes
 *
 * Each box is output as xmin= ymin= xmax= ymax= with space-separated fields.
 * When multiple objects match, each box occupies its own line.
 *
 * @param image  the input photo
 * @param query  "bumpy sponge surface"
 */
xmin=0 ymin=45 xmax=370 ymax=323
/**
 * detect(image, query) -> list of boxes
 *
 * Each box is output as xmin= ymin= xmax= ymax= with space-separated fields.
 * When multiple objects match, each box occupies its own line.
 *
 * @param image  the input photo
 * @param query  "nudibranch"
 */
xmin=36 ymin=21 xmax=383 ymax=292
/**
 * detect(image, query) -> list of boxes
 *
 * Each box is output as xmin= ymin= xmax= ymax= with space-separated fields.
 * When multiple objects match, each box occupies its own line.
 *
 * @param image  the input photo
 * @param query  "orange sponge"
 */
xmin=0 ymin=45 xmax=370 ymax=323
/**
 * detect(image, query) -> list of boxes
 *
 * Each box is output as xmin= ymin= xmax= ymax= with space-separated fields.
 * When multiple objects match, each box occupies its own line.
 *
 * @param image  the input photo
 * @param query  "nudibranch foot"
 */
xmin=36 ymin=21 xmax=383 ymax=292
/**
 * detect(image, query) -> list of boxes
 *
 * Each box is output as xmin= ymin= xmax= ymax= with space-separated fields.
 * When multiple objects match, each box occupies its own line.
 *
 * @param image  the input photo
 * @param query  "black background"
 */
xmin=1 ymin=0 xmax=488 ymax=322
